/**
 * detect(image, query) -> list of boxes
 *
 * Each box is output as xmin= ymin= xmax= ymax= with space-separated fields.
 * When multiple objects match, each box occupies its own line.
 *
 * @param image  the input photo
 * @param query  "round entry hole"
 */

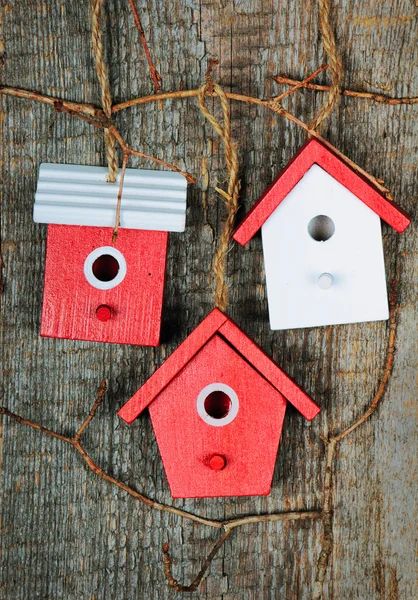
xmin=308 ymin=215 xmax=335 ymax=242
xmin=204 ymin=391 xmax=232 ymax=419
xmin=92 ymin=254 xmax=120 ymax=282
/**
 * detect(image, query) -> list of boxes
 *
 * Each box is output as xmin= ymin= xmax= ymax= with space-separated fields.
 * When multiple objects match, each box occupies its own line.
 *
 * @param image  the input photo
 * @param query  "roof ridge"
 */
xmin=118 ymin=309 xmax=320 ymax=424
xmin=233 ymin=138 xmax=410 ymax=246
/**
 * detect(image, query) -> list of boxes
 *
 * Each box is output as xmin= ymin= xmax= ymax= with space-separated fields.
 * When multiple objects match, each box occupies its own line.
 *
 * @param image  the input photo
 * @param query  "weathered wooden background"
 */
xmin=1 ymin=1 xmax=417 ymax=598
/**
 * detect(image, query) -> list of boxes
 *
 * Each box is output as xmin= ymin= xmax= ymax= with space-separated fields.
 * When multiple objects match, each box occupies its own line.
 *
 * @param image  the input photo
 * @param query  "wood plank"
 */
xmin=41 ymin=224 xmax=167 ymax=346
xmin=0 ymin=0 xmax=417 ymax=598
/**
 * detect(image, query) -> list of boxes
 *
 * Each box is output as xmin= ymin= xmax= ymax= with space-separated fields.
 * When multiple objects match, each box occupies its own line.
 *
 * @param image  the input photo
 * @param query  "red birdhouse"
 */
xmin=118 ymin=309 xmax=320 ymax=498
xmin=34 ymin=164 xmax=188 ymax=346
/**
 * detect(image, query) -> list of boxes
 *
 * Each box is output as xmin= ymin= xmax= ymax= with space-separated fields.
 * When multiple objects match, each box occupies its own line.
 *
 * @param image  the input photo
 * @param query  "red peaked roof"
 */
xmin=233 ymin=138 xmax=410 ymax=246
xmin=118 ymin=309 xmax=320 ymax=424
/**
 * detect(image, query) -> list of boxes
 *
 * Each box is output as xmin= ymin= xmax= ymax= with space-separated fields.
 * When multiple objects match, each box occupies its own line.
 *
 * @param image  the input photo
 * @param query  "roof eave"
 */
xmin=233 ymin=138 xmax=411 ymax=245
xmin=118 ymin=309 xmax=320 ymax=424
xmin=117 ymin=309 xmax=228 ymax=423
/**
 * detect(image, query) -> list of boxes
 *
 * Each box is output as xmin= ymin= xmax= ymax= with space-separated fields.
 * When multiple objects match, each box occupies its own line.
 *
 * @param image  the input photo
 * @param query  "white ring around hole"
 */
xmin=83 ymin=246 xmax=127 ymax=290
xmin=196 ymin=383 xmax=239 ymax=427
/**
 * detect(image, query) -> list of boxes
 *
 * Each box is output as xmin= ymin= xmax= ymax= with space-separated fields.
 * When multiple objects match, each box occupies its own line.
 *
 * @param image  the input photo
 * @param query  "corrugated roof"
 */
xmin=34 ymin=163 xmax=188 ymax=231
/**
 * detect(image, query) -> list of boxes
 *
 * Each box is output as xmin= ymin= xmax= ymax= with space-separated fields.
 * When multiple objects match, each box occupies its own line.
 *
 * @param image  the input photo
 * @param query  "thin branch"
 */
xmin=332 ymin=281 xmax=398 ymax=442
xmin=0 ymin=288 xmax=400 ymax=595
xmin=54 ymin=101 xmax=109 ymax=129
xmin=1 ymin=83 xmax=391 ymax=194
xmin=129 ymin=147 xmax=194 ymax=183
xmin=273 ymin=74 xmax=418 ymax=105
xmin=162 ymin=530 xmax=232 ymax=592
xmin=0 ymin=86 xmax=100 ymax=117
xmin=224 ymin=510 xmax=321 ymax=530
xmin=112 ymin=87 xmax=392 ymax=197
xmin=273 ymin=63 xmax=328 ymax=102
xmin=128 ymin=0 xmax=162 ymax=93
xmin=1 ymin=87 xmax=193 ymax=183
xmin=0 ymin=394 xmax=322 ymax=596
xmin=113 ymin=89 xmax=201 ymax=111
xmin=204 ymin=57 xmax=219 ymax=93
xmin=312 ymin=439 xmax=337 ymax=600
xmin=0 ymin=407 xmax=73 ymax=445
xmin=54 ymin=105 xmax=194 ymax=183
xmin=161 ymin=510 xmax=322 ymax=592
xmin=112 ymin=154 xmax=129 ymax=242
xmin=265 ymin=101 xmax=392 ymax=198
xmin=108 ymin=125 xmax=195 ymax=183
xmin=0 ymin=386 xmax=319 ymax=532
xmin=73 ymin=380 xmax=107 ymax=441
xmin=312 ymin=280 xmax=398 ymax=599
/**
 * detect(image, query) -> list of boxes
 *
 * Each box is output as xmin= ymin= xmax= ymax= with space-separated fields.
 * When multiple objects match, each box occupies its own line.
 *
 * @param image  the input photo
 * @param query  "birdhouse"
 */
xmin=233 ymin=139 xmax=411 ymax=330
xmin=34 ymin=164 xmax=187 ymax=345
xmin=118 ymin=309 xmax=320 ymax=498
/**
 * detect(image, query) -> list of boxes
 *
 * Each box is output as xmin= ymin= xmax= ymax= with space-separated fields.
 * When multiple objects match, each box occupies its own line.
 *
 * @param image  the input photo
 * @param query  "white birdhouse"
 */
xmin=233 ymin=139 xmax=410 ymax=330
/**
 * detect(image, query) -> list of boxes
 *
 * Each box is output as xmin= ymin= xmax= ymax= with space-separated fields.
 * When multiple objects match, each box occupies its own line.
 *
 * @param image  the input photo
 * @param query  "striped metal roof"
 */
xmin=34 ymin=163 xmax=188 ymax=232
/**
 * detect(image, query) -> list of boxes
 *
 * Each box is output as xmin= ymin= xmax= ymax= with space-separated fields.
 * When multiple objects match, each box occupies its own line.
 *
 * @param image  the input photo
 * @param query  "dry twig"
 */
xmin=265 ymin=101 xmax=393 ymax=199
xmin=312 ymin=438 xmax=337 ymax=600
xmin=0 ymin=383 xmax=321 ymax=591
xmin=0 ymin=86 xmax=100 ymax=117
xmin=273 ymin=74 xmax=418 ymax=105
xmin=113 ymin=86 xmax=393 ymax=198
xmin=0 ymin=81 xmax=397 ymax=199
xmin=0 ymin=87 xmax=194 ymax=183
xmin=73 ymin=380 xmax=107 ymax=441
xmin=128 ymin=0 xmax=162 ymax=93
xmin=0 ymin=389 xmax=319 ymax=529
xmin=333 ymin=282 xmax=398 ymax=442
xmin=273 ymin=63 xmax=328 ymax=102
xmin=312 ymin=281 xmax=398 ymax=599
xmin=162 ymin=530 xmax=232 ymax=592
xmin=0 ymin=279 xmax=398 ymax=595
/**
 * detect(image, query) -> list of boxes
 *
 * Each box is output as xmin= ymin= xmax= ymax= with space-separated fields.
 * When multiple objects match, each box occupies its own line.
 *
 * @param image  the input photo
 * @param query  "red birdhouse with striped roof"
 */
xmin=34 ymin=164 xmax=187 ymax=346
xmin=118 ymin=309 xmax=320 ymax=498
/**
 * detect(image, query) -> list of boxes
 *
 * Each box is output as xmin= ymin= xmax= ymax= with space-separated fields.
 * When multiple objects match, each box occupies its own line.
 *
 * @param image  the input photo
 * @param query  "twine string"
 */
xmin=91 ymin=0 xmax=118 ymax=182
xmin=309 ymin=0 xmax=343 ymax=132
xmin=198 ymin=81 xmax=240 ymax=311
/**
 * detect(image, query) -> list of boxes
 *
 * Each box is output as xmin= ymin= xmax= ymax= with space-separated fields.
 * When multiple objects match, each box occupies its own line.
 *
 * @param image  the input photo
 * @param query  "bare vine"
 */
xmin=0 ymin=390 xmax=321 ymax=587
xmin=273 ymin=73 xmax=418 ymax=105
xmin=0 ymin=83 xmax=393 ymax=198
xmin=0 ymin=283 xmax=398 ymax=594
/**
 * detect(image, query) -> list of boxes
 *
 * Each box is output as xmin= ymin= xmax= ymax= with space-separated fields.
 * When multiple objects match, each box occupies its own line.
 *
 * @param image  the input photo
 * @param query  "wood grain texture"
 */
xmin=1 ymin=0 xmax=417 ymax=598
xmin=148 ymin=333 xmax=288 ymax=498
xmin=41 ymin=225 xmax=168 ymax=345
xmin=118 ymin=308 xmax=319 ymax=423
